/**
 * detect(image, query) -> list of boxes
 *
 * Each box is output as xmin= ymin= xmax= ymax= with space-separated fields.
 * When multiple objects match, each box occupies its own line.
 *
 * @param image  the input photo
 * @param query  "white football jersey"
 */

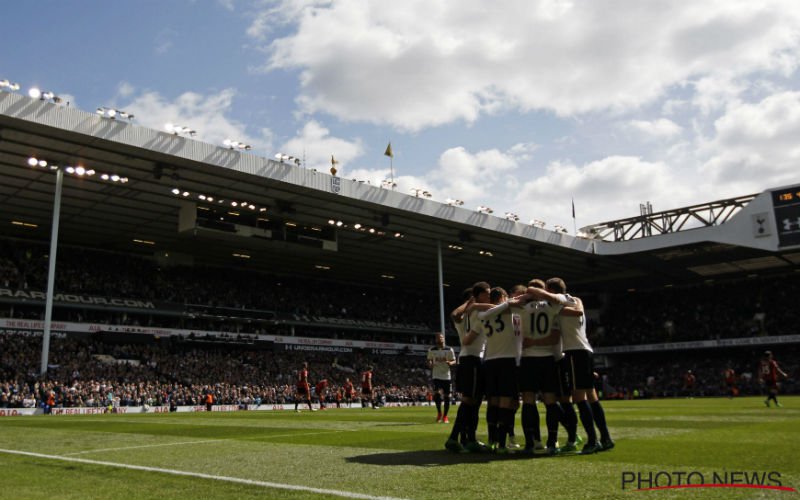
xmin=460 ymin=309 xmax=487 ymax=358
xmin=519 ymin=294 xmax=575 ymax=358
xmin=555 ymin=295 xmax=593 ymax=352
xmin=427 ymin=346 xmax=456 ymax=380
xmin=479 ymin=305 xmax=520 ymax=361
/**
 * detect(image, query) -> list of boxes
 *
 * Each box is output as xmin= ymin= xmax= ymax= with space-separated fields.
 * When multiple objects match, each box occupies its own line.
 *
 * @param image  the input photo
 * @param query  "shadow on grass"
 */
xmin=347 ymin=449 xmax=554 ymax=467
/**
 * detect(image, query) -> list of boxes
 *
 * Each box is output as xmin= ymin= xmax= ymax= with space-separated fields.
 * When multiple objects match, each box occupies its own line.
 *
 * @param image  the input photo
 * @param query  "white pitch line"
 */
xmin=0 ymin=448 xmax=410 ymax=500
xmin=61 ymin=429 xmax=353 ymax=456
xmin=62 ymin=439 xmax=220 ymax=456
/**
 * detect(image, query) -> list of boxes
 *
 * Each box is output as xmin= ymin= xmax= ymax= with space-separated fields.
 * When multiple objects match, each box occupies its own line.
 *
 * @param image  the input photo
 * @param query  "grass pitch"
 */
xmin=1 ymin=397 xmax=798 ymax=500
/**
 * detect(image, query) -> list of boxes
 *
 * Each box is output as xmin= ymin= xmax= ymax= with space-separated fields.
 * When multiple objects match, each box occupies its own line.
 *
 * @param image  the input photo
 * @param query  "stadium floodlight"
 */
xmin=446 ymin=198 xmax=464 ymax=206
xmin=553 ymin=224 xmax=568 ymax=233
xmin=27 ymin=156 xmax=59 ymax=171
xmin=96 ymin=107 xmax=134 ymax=121
xmin=530 ymin=219 xmax=546 ymax=228
xmin=28 ymin=157 xmax=47 ymax=168
xmin=381 ymin=179 xmax=397 ymax=189
xmin=411 ymin=188 xmax=432 ymax=198
xmin=479 ymin=249 xmax=494 ymax=257
xmin=0 ymin=79 xmax=21 ymax=92
xmin=28 ymin=87 xmax=62 ymax=103
xmin=505 ymin=212 xmax=520 ymax=221
xmin=448 ymin=244 xmax=463 ymax=250
xmin=477 ymin=205 xmax=493 ymax=214
xmin=275 ymin=153 xmax=300 ymax=166
xmin=98 ymin=173 xmax=128 ymax=183
xmin=165 ymin=123 xmax=196 ymax=136
xmin=63 ymin=166 xmax=95 ymax=177
xmin=223 ymin=139 xmax=252 ymax=151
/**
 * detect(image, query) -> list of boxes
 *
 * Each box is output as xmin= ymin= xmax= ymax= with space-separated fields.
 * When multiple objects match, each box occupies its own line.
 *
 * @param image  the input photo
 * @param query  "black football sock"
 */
xmin=486 ymin=405 xmax=498 ymax=443
xmin=522 ymin=403 xmax=540 ymax=447
xmin=590 ymin=400 xmax=611 ymax=441
xmin=448 ymin=404 xmax=465 ymax=441
xmin=443 ymin=395 xmax=450 ymax=417
xmin=497 ymin=408 xmax=512 ymax=448
xmin=559 ymin=401 xmax=578 ymax=443
xmin=577 ymin=400 xmax=597 ymax=445
xmin=545 ymin=404 xmax=560 ymax=448
xmin=469 ymin=404 xmax=481 ymax=441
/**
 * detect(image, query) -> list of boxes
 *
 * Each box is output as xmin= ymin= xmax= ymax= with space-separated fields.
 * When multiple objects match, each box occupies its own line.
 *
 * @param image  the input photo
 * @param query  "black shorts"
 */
xmin=518 ymin=356 xmax=559 ymax=394
xmin=455 ymin=355 xmax=484 ymax=400
xmin=555 ymin=358 xmax=571 ymax=398
xmin=564 ymin=349 xmax=594 ymax=390
xmin=433 ymin=378 xmax=452 ymax=395
xmin=484 ymin=358 xmax=518 ymax=398
xmin=297 ymin=384 xmax=309 ymax=396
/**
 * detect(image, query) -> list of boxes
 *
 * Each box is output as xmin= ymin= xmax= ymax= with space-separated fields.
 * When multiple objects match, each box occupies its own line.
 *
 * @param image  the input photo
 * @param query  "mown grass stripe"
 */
xmin=0 ymin=448 xmax=410 ymax=500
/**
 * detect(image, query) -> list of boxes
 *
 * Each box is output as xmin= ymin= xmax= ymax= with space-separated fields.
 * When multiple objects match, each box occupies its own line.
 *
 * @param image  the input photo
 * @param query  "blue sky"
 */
xmin=3 ymin=0 xmax=800 ymax=231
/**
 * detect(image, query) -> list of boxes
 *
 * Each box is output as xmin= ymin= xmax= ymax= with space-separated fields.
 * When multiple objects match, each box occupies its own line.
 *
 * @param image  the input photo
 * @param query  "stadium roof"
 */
xmin=1 ymin=92 xmax=798 ymax=293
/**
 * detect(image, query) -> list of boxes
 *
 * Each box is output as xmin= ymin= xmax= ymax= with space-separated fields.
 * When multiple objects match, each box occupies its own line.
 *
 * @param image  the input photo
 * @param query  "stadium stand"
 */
xmin=0 ymin=90 xmax=798 ymax=414
xmin=0 ymin=333 xmax=431 ymax=409
xmin=594 ymin=272 xmax=800 ymax=346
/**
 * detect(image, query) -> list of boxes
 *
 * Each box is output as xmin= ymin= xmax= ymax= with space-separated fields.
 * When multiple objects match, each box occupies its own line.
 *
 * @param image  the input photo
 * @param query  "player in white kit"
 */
xmin=510 ymin=279 xmax=581 ymax=455
xmin=428 ymin=333 xmax=456 ymax=423
xmin=547 ymin=278 xmax=612 ymax=453
xmin=473 ymin=286 xmax=524 ymax=453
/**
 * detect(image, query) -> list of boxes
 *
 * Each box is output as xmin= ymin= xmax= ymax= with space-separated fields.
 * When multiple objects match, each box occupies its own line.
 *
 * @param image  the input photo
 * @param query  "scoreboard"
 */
xmin=772 ymin=185 xmax=800 ymax=249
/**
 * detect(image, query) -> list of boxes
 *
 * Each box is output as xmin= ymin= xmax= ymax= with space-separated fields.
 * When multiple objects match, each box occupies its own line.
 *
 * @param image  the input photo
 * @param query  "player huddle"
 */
xmin=428 ymin=278 xmax=614 ymax=455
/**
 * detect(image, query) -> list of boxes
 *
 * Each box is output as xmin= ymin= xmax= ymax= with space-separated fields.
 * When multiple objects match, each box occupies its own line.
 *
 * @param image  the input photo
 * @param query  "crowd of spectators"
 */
xmin=598 ymin=345 xmax=799 ymax=399
xmin=6 ymin=238 xmax=800 ymax=348
xmin=0 ymin=332 xmax=432 ymax=410
xmin=3 ymin=237 xmax=800 ymax=413
xmin=0 ymin=239 xmax=441 ymax=330
xmin=592 ymin=274 xmax=800 ymax=346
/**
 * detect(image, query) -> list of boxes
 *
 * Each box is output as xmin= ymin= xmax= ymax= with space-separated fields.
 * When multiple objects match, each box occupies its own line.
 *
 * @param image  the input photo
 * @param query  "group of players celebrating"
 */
xmin=428 ymin=277 xmax=614 ymax=455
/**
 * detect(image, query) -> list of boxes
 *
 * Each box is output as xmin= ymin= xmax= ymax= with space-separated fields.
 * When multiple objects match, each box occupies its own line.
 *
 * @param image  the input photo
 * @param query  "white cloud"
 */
xmin=253 ymin=0 xmax=800 ymax=130
xmin=627 ymin=118 xmax=683 ymax=140
xmin=279 ymin=120 xmax=363 ymax=171
xmin=117 ymin=87 xmax=271 ymax=152
xmin=691 ymin=74 xmax=748 ymax=115
xmin=701 ymin=91 xmax=800 ymax=191
xmin=511 ymin=156 xmax=691 ymax=228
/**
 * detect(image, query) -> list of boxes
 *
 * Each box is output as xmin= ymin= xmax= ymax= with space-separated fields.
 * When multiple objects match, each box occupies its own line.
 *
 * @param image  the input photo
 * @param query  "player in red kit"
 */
xmin=316 ymin=379 xmax=329 ymax=409
xmin=722 ymin=366 xmax=737 ymax=398
xmin=343 ymin=378 xmax=355 ymax=407
xmin=683 ymin=370 xmax=696 ymax=398
xmin=761 ymin=351 xmax=788 ymax=407
xmin=361 ymin=366 xmax=376 ymax=409
xmin=294 ymin=362 xmax=314 ymax=412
